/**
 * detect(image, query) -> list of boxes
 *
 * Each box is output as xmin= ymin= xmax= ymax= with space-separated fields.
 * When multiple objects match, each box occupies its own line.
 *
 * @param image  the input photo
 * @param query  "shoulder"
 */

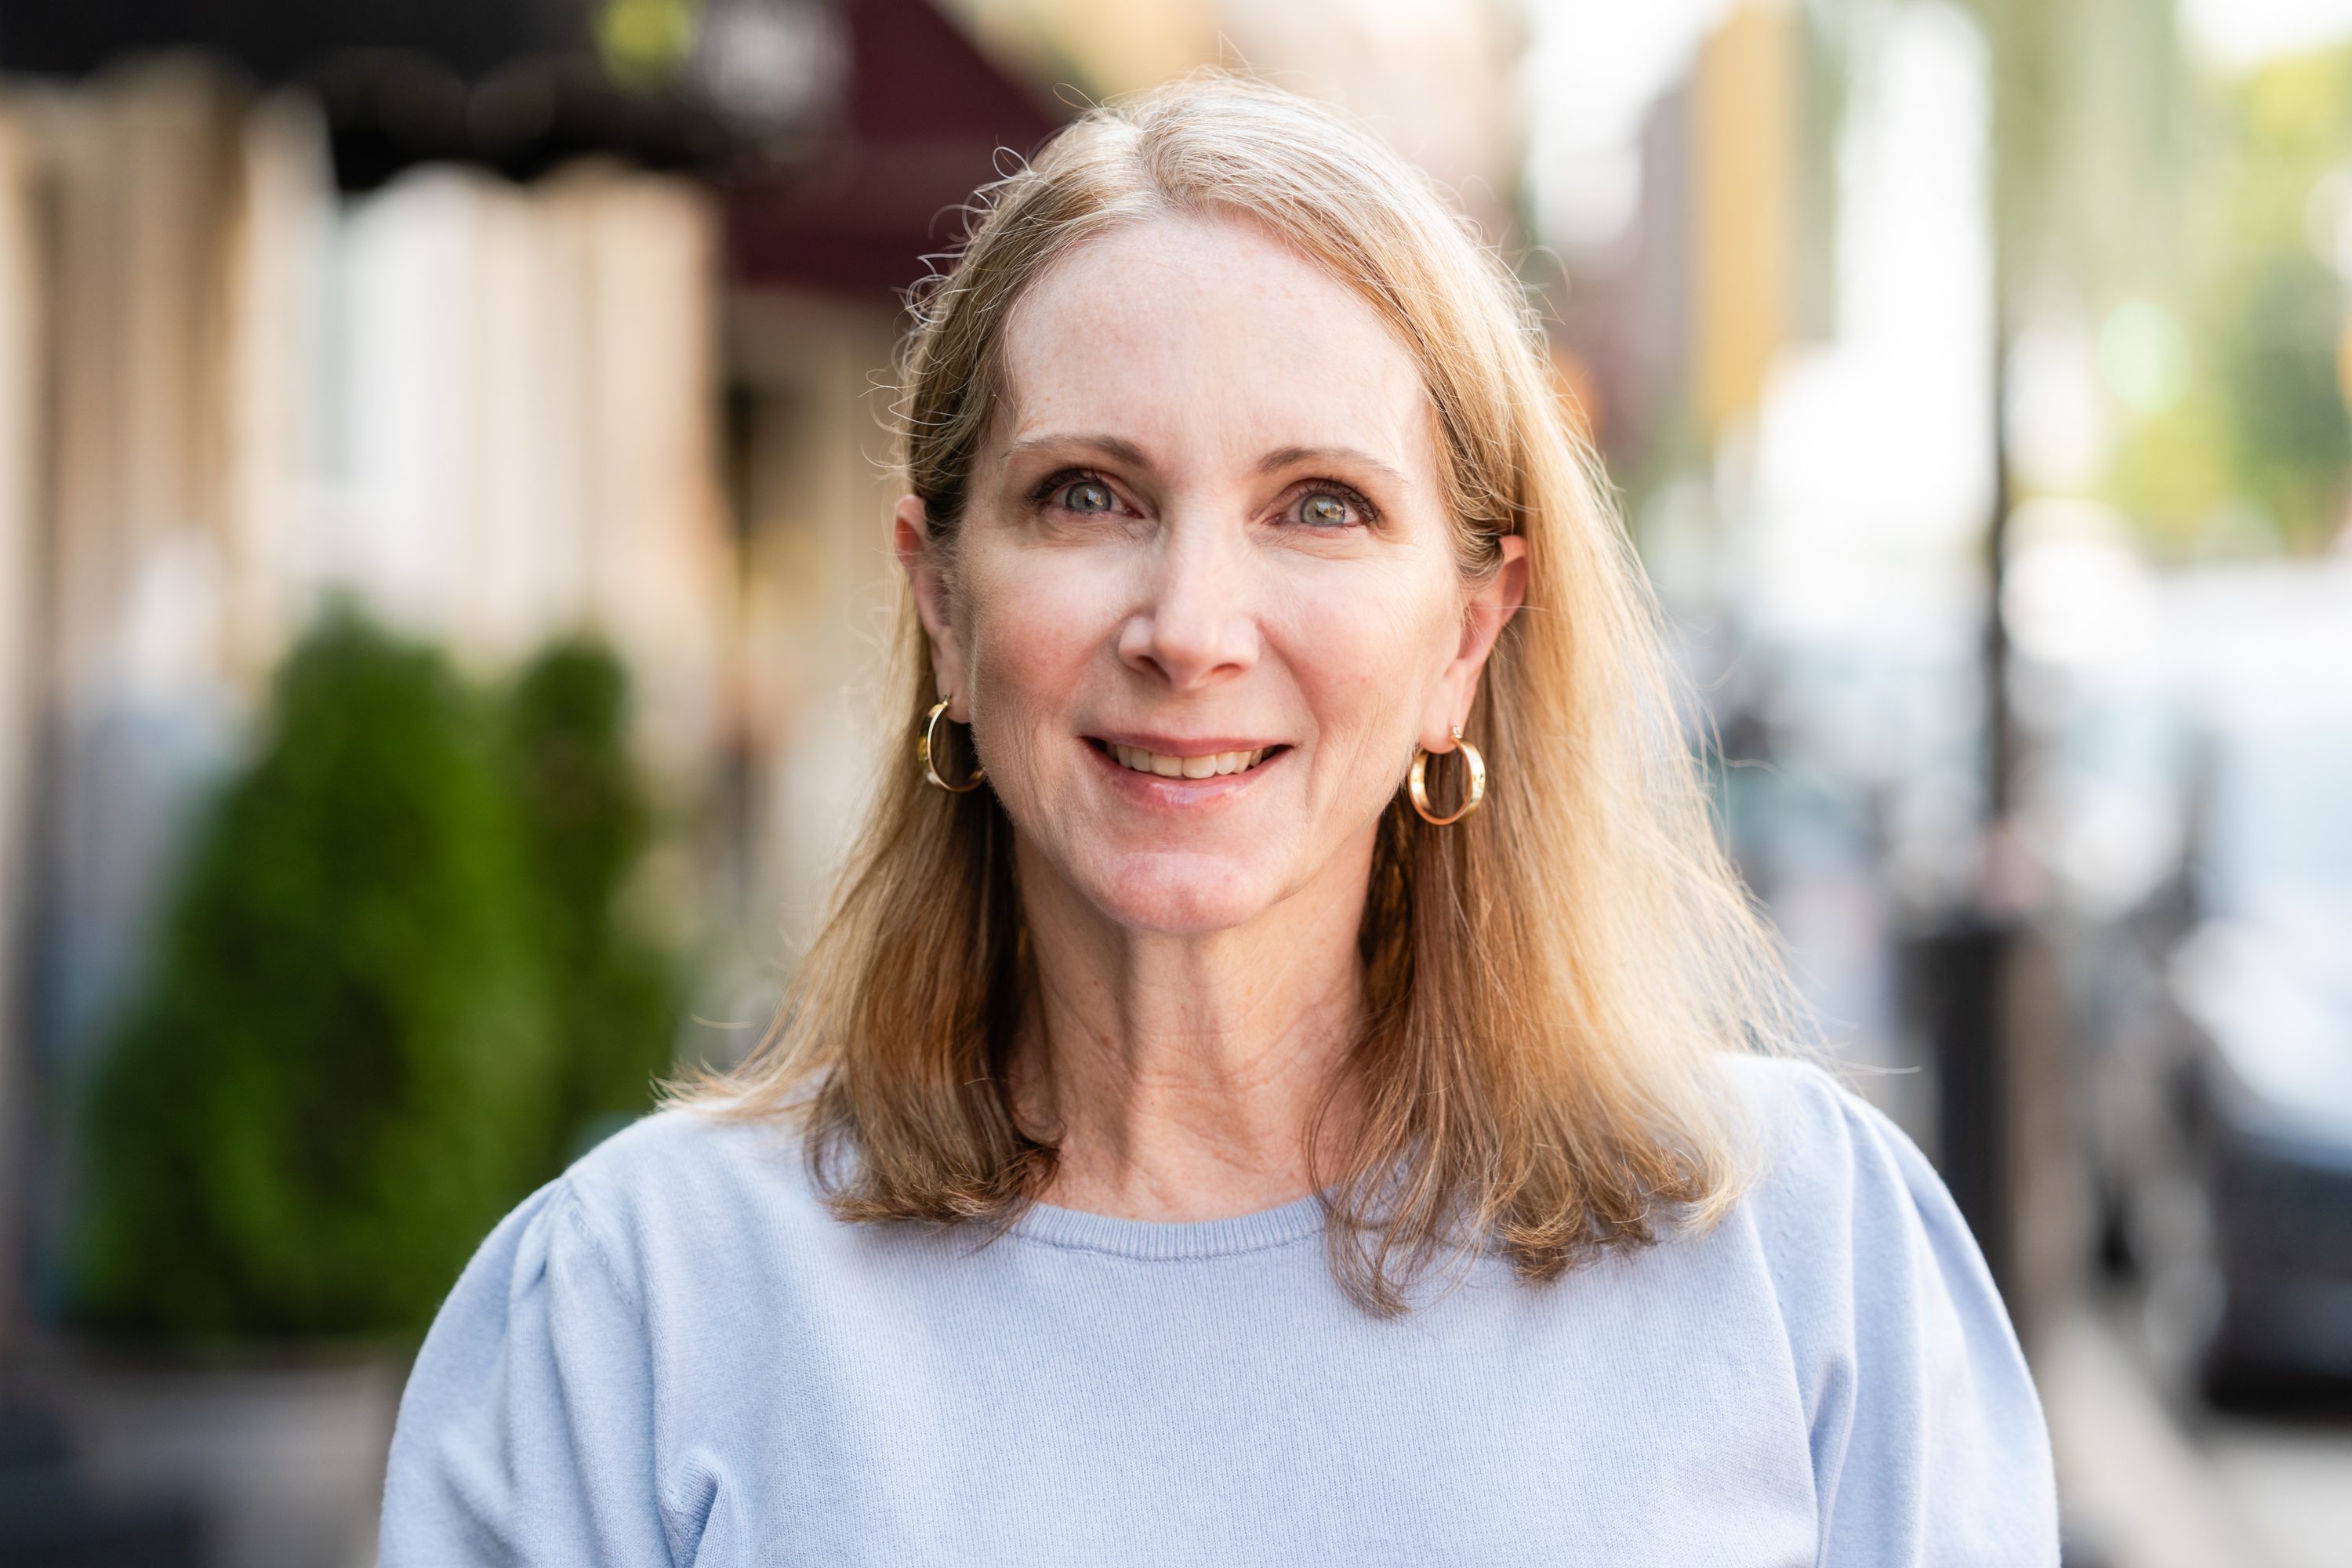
xmin=1710 ymin=1052 xmax=1962 ymax=1277
xmin=1703 ymin=1054 xmax=2056 ymax=1560
xmin=1708 ymin=1051 xmax=2015 ymax=1350
xmin=1705 ymin=1054 xmax=2057 ymax=1554
xmin=546 ymin=1102 xmax=828 ymax=1301
xmin=1703 ymin=1051 xmax=2025 ymax=1393
xmin=561 ymin=1101 xmax=808 ymax=1224
xmin=1711 ymin=1048 xmax=1902 ymax=1166
xmin=394 ymin=1106 xmax=820 ymax=1434
xmin=408 ymin=1105 xmax=807 ymax=1331
xmin=384 ymin=1109 xmax=790 ymax=1561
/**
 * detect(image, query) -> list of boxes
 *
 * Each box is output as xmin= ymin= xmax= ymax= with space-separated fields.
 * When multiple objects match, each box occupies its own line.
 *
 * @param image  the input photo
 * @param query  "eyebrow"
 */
xmin=1002 ymin=432 xmax=1154 ymax=470
xmin=1255 ymin=444 xmax=1410 ymax=490
xmin=1001 ymin=434 xmax=1409 ymax=491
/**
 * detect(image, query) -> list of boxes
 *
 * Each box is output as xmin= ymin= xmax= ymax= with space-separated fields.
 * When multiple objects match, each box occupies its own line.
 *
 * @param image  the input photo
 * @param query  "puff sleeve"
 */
xmin=378 ymin=1179 xmax=675 ymax=1567
xmin=1745 ymin=1062 xmax=2060 ymax=1566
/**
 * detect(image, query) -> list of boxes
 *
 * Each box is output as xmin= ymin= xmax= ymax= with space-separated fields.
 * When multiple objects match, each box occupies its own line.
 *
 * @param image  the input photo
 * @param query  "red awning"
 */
xmin=722 ymin=0 xmax=1068 ymax=299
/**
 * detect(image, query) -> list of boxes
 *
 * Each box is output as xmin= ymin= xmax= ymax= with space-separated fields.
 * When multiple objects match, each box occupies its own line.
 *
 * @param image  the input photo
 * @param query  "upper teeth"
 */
xmin=1110 ymin=745 xmax=1267 ymax=779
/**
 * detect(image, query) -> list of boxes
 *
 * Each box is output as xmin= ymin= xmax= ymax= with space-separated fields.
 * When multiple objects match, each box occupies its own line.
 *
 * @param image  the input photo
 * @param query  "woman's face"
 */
xmin=900 ymin=210 xmax=1524 ymax=937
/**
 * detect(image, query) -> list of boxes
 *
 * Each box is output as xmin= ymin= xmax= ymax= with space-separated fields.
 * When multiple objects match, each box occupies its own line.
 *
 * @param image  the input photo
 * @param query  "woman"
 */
xmin=381 ymin=75 xmax=2056 ymax=1565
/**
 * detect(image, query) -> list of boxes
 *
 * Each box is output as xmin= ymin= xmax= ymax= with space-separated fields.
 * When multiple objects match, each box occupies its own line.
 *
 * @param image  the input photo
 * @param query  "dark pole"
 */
xmin=1936 ymin=280 xmax=2023 ymax=1309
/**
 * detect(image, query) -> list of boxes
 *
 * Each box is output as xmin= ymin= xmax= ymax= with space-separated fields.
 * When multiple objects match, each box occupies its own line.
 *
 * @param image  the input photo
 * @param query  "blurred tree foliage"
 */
xmin=71 ymin=608 xmax=677 ymax=1340
xmin=2109 ymin=45 xmax=2352 ymax=553
xmin=1969 ymin=0 xmax=2352 ymax=554
xmin=1969 ymin=0 xmax=2190 ymax=297
xmin=499 ymin=637 xmax=679 ymax=1165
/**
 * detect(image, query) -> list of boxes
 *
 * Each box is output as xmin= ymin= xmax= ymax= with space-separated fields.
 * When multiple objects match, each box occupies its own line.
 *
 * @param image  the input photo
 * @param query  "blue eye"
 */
xmin=1061 ymin=480 xmax=1115 ymax=513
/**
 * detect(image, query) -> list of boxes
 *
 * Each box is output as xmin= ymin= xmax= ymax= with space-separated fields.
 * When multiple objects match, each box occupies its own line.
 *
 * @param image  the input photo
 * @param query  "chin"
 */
xmin=1080 ymin=852 xmax=1280 ymax=937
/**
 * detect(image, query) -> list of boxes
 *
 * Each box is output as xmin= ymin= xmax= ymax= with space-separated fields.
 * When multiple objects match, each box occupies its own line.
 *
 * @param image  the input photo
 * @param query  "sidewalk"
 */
xmin=2041 ymin=1309 xmax=2352 ymax=1568
xmin=27 ymin=1345 xmax=402 ymax=1568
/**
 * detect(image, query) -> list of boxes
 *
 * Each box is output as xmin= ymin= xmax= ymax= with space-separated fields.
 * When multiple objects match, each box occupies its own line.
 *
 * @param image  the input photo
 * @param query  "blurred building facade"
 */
xmin=0 ymin=2 xmax=1065 ymax=1557
xmin=0 ymin=62 xmax=734 ymax=1344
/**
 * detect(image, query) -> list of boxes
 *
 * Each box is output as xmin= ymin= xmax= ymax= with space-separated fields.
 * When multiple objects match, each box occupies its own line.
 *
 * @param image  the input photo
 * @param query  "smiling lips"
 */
xmin=1103 ymin=743 xmax=1274 ymax=779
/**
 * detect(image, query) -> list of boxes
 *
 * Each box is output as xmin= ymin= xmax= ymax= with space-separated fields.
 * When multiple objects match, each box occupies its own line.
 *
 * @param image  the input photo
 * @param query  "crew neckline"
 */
xmin=1007 ymin=1187 xmax=1331 ymax=1260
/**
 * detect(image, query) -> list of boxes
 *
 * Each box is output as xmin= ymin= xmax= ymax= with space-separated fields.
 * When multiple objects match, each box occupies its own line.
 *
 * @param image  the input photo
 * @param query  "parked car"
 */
xmin=2053 ymin=561 xmax=2352 ymax=1397
xmin=2154 ymin=711 xmax=2352 ymax=1392
xmin=2017 ymin=556 xmax=2352 ymax=1397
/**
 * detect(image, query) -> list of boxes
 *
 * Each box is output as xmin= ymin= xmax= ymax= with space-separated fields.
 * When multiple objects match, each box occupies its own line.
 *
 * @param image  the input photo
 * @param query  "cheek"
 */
xmin=1277 ymin=563 xmax=1457 ymax=767
xmin=960 ymin=547 xmax=1115 ymax=737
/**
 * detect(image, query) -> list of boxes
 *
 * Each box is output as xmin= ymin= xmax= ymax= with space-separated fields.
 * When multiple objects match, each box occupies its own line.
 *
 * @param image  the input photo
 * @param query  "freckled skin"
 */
xmin=894 ymin=210 xmax=1525 ymax=1218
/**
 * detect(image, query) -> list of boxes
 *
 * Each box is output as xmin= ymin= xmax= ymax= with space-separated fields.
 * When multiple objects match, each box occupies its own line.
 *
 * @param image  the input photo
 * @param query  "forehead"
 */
xmin=992 ymin=210 xmax=1438 ymax=479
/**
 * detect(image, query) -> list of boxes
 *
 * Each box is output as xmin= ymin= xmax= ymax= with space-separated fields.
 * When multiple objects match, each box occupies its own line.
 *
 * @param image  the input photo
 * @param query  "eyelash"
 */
xmin=1026 ymin=469 xmax=1381 ymax=528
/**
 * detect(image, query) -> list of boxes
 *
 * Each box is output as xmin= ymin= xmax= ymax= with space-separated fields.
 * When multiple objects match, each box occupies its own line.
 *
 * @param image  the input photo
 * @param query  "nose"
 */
xmin=1116 ymin=516 xmax=1259 ymax=691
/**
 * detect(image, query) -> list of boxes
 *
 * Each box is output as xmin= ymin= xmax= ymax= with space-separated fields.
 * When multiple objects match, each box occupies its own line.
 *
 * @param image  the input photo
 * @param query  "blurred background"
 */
xmin=0 ymin=0 xmax=2345 ymax=1563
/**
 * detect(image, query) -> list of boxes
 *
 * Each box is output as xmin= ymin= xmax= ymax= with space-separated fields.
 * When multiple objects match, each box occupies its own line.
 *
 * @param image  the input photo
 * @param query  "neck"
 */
xmin=1011 ymin=832 xmax=1373 ymax=1223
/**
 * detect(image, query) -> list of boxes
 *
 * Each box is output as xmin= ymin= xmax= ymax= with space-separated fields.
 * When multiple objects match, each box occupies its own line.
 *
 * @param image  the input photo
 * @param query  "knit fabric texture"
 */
xmin=379 ymin=1055 xmax=2060 ymax=1566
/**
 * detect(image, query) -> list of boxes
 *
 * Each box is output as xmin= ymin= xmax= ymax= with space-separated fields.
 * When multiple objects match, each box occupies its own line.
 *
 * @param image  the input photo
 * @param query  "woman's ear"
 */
xmin=1420 ymin=533 xmax=1527 ymax=751
xmin=894 ymin=495 xmax=971 ymax=720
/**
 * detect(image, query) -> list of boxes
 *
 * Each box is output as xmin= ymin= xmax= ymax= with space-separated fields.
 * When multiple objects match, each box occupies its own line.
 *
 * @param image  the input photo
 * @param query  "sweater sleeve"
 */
xmin=1745 ymin=1062 xmax=2060 ymax=1567
xmin=378 ymin=1179 xmax=676 ymax=1568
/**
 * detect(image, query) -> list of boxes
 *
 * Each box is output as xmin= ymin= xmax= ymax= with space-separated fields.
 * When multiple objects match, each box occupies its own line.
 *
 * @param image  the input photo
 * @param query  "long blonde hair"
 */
xmin=684 ymin=73 xmax=1809 ymax=1314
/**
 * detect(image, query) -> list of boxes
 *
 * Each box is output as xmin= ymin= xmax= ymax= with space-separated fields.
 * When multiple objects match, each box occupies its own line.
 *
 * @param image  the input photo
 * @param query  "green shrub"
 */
xmin=71 ymin=611 xmax=676 ymax=1340
xmin=499 ymin=637 xmax=679 ymax=1167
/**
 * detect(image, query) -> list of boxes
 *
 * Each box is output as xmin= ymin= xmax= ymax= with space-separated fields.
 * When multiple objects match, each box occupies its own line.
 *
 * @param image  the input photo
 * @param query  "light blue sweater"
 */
xmin=379 ymin=1057 xmax=2058 ymax=1565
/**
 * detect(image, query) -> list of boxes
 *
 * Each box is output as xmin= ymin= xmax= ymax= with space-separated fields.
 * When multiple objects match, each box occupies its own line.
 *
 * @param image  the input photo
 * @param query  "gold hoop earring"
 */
xmin=918 ymin=699 xmax=986 ymax=793
xmin=1409 ymin=724 xmax=1486 ymax=826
